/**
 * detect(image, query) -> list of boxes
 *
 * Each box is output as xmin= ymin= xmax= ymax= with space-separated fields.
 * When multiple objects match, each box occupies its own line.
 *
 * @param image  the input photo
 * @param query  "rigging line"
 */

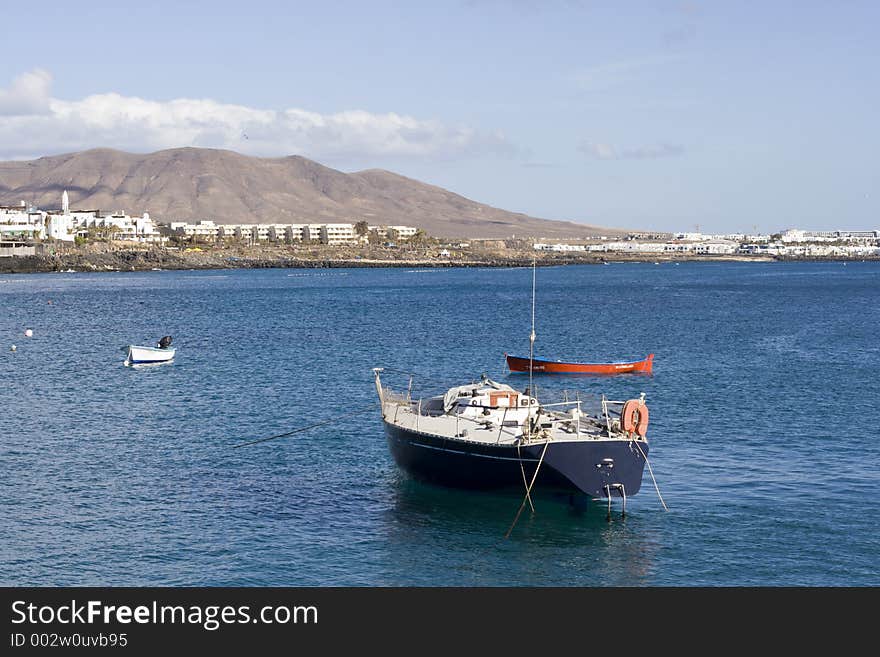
xmin=380 ymin=367 xmax=474 ymax=396
xmin=381 ymin=368 xmax=512 ymax=404
xmin=505 ymin=440 xmax=550 ymax=540
xmin=634 ymin=440 xmax=669 ymax=511
xmin=381 ymin=366 xmax=485 ymax=389
xmin=232 ymin=405 xmax=376 ymax=449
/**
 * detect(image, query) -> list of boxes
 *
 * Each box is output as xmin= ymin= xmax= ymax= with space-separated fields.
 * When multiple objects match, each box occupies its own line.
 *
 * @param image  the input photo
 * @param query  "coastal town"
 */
xmin=534 ymin=228 xmax=880 ymax=258
xmin=1 ymin=191 xmax=879 ymax=267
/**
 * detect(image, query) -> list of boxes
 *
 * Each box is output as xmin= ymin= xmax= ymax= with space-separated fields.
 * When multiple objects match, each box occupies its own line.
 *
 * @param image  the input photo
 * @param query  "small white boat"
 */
xmin=124 ymin=336 xmax=175 ymax=366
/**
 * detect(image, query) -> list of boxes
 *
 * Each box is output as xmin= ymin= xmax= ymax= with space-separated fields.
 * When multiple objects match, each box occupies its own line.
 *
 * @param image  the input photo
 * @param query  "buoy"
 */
xmin=10 ymin=345 xmax=16 ymax=352
xmin=24 ymin=328 xmax=33 ymax=338
xmin=621 ymin=399 xmax=650 ymax=437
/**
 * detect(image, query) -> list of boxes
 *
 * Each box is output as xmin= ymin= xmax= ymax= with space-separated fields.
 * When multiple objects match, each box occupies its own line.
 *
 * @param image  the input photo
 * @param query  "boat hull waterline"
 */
xmin=505 ymin=353 xmax=654 ymax=375
xmin=384 ymin=422 xmax=647 ymax=498
xmin=124 ymin=345 xmax=176 ymax=366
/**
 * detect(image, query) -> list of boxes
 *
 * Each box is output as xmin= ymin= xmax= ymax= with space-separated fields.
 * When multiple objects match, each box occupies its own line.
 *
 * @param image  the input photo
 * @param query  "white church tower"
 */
xmin=61 ymin=190 xmax=69 ymax=215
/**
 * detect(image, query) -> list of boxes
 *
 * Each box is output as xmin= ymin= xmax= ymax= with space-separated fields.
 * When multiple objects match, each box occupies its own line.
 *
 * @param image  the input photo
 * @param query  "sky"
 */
xmin=0 ymin=0 xmax=877 ymax=233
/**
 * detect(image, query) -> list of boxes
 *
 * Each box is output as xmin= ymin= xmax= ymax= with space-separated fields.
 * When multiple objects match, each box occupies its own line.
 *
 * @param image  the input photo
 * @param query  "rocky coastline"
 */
xmin=1 ymin=243 xmax=874 ymax=274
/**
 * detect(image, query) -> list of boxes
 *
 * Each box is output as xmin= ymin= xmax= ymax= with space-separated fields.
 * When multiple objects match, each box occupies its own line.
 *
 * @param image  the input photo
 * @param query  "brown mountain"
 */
xmin=0 ymin=147 xmax=622 ymax=238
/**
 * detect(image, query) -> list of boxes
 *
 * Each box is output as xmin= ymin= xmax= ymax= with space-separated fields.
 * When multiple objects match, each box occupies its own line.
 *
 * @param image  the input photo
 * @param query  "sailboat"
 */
xmin=371 ymin=264 xmax=652 ymax=499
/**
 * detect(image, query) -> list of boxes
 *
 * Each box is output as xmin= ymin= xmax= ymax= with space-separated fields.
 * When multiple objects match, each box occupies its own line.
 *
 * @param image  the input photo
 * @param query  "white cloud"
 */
xmin=579 ymin=141 xmax=684 ymax=160
xmin=0 ymin=69 xmax=53 ymax=116
xmin=0 ymin=70 xmax=514 ymax=161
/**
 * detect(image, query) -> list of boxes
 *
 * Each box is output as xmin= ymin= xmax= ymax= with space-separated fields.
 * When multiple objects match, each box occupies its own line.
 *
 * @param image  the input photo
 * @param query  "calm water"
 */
xmin=1 ymin=262 xmax=877 ymax=586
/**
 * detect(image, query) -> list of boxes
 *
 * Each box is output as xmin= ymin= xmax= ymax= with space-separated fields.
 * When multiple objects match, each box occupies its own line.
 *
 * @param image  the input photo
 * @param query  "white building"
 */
xmin=780 ymin=228 xmax=879 ymax=243
xmin=674 ymin=232 xmax=712 ymax=242
xmin=533 ymin=243 xmax=587 ymax=252
xmin=1 ymin=203 xmax=47 ymax=240
xmin=387 ymin=225 xmax=418 ymax=239
xmin=169 ymin=221 xmax=354 ymax=244
xmin=74 ymin=210 xmax=160 ymax=242
xmin=691 ymin=242 xmax=738 ymax=255
xmin=166 ymin=220 xmax=418 ymax=245
xmin=268 ymin=224 xmax=306 ymax=242
xmin=2 ymin=191 xmax=162 ymax=243
xmin=232 ymin=225 xmax=257 ymax=241
xmin=370 ymin=225 xmax=419 ymax=240
xmin=586 ymin=240 xmax=738 ymax=255
xmin=319 ymin=223 xmax=357 ymax=245
xmin=587 ymin=241 xmax=667 ymax=253
xmin=46 ymin=213 xmax=73 ymax=240
xmin=170 ymin=220 xmax=221 ymax=240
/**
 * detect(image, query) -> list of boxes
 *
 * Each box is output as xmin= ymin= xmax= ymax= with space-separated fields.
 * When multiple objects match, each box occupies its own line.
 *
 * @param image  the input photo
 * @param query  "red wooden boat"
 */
xmin=505 ymin=353 xmax=654 ymax=375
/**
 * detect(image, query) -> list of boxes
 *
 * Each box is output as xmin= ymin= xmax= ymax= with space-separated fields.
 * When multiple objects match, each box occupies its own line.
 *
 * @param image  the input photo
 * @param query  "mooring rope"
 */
xmin=505 ymin=440 xmax=550 ymax=539
xmin=516 ymin=443 xmax=535 ymax=513
xmin=634 ymin=440 xmax=669 ymax=511
xmin=232 ymin=405 xmax=376 ymax=448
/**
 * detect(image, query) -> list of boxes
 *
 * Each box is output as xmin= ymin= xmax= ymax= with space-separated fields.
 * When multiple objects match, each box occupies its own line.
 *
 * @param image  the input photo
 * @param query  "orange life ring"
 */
xmin=621 ymin=399 xmax=649 ymax=437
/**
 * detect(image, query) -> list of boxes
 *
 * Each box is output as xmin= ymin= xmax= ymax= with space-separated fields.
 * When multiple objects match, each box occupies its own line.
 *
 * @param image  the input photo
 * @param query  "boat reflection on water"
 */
xmin=382 ymin=476 xmax=659 ymax=585
xmin=123 ymin=359 xmax=175 ymax=370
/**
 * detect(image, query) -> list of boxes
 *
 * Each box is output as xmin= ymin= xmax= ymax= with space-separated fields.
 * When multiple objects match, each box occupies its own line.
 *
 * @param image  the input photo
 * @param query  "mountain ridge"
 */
xmin=0 ymin=147 xmax=625 ymax=238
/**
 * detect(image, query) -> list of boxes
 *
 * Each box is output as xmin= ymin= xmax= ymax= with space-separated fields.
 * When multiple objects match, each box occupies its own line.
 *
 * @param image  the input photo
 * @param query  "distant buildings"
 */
xmin=779 ymin=228 xmax=879 ymax=242
xmin=533 ymin=243 xmax=587 ymax=252
xmin=318 ymin=224 xmax=358 ymax=245
xmin=0 ymin=192 xmax=421 ymax=248
xmin=673 ymin=231 xmax=762 ymax=242
xmin=536 ymin=239 xmax=742 ymax=255
xmin=2 ymin=194 xmax=877 ymax=259
xmin=0 ymin=191 xmax=162 ymax=243
xmin=371 ymin=225 xmax=418 ymax=240
xmin=738 ymin=243 xmax=880 ymax=257
xmin=166 ymin=220 xmax=418 ymax=245
xmin=0 ymin=202 xmax=45 ymax=240
xmin=534 ymin=227 xmax=880 ymax=258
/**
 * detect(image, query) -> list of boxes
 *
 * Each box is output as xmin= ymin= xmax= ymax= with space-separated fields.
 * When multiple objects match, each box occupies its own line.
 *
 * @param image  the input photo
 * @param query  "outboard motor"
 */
xmin=157 ymin=335 xmax=173 ymax=349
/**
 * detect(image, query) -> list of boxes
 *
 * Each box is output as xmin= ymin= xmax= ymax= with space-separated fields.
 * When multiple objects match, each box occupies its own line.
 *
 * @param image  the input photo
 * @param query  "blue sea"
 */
xmin=1 ymin=262 xmax=877 ymax=586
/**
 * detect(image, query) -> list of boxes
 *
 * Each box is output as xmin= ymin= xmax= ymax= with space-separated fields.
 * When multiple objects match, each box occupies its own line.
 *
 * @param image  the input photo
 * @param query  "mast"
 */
xmin=527 ymin=256 xmax=536 ymax=437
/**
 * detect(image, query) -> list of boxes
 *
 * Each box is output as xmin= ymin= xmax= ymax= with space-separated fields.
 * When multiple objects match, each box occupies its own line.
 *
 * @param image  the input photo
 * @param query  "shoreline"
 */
xmin=1 ymin=244 xmax=876 ymax=274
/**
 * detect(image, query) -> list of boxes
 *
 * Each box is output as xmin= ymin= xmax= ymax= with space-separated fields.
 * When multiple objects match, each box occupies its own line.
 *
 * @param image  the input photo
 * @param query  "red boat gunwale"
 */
xmin=505 ymin=353 xmax=654 ymax=375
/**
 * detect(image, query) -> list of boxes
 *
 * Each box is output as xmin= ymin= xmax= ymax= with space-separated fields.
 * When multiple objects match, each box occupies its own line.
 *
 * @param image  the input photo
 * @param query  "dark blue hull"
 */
xmin=384 ymin=422 xmax=647 ymax=498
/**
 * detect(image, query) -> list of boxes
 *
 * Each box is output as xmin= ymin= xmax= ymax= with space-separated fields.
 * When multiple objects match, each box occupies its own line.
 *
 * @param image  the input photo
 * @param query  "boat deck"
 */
xmin=382 ymin=399 xmax=615 ymax=446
